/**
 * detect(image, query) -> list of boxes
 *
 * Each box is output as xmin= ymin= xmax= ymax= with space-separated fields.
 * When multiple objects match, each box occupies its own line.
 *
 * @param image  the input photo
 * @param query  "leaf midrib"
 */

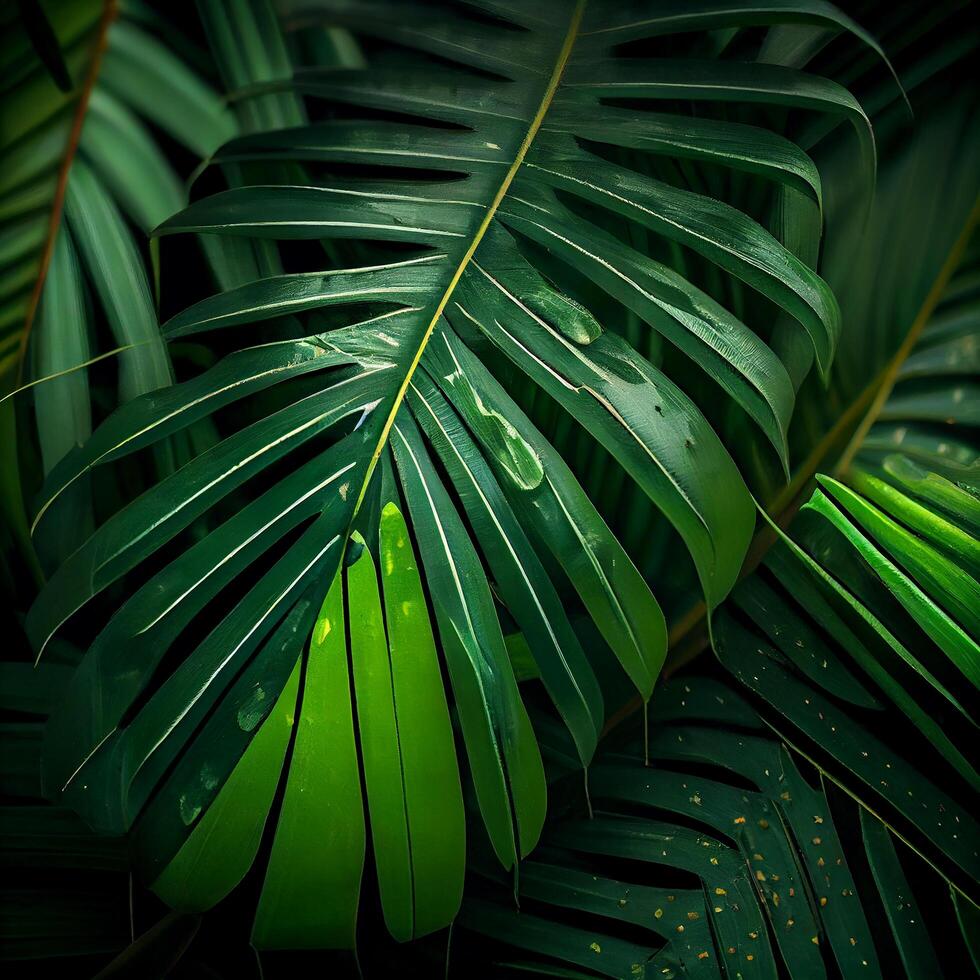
xmin=16 ymin=0 xmax=120 ymax=384
xmin=350 ymin=0 xmax=587 ymax=516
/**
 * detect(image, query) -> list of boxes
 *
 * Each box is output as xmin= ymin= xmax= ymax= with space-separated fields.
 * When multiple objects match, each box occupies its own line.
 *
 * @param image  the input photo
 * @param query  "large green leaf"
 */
xmin=20 ymin=0 xmax=908 ymax=953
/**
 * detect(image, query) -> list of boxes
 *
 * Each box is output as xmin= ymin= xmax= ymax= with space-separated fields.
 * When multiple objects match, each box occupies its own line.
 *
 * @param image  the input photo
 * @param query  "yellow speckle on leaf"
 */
xmin=590 ymin=942 xmax=601 ymax=954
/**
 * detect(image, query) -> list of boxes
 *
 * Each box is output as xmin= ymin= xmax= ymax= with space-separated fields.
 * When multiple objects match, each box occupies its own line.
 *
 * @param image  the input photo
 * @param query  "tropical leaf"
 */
xmin=641 ymin=0 xmax=980 ymax=673
xmin=1 ymin=0 xmax=235 ymax=385
xmin=0 ymin=0 xmax=235 ymax=579
xmin=461 ymin=20 xmax=980 ymax=972
xmin=20 ymin=0 xmax=899 ymax=950
xmin=713 ymin=225 xmax=980 ymax=889
xmin=1 ymin=3 xmax=237 ymax=973
xmin=458 ymin=674 xmax=974 ymax=979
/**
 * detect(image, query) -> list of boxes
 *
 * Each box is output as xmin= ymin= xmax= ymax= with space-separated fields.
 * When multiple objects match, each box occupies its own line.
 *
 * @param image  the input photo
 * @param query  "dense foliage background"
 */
xmin=1 ymin=1 xmax=977 ymax=977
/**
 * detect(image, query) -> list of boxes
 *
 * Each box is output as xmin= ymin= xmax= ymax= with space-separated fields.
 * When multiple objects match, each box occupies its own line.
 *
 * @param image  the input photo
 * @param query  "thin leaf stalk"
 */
xmin=15 ymin=0 xmax=120 ymax=382
xmin=604 ymin=194 xmax=980 ymax=733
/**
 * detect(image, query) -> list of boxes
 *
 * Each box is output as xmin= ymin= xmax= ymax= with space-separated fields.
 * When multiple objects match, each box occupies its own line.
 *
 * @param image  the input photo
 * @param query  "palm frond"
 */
xmin=715 ymin=229 xmax=980 ymax=889
xmin=1 ymin=0 xmax=235 ymax=580
xmin=22 ymin=0 xmax=899 ymax=948
xmin=460 ymin=674 xmax=973 ymax=979
xmin=462 ymin=42 xmax=980 ymax=972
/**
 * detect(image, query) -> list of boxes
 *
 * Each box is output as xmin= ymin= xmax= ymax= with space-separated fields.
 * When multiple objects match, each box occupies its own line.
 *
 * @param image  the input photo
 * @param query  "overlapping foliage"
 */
xmin=454 ymin=8 xmax=980 ymax=973
xmin=465 ymin=241 xmax=979 ymax=977
xmin=0 ymin=1 xmax=976 ymax=977
xmin=27 ymin=0 xmax=875 ymax=940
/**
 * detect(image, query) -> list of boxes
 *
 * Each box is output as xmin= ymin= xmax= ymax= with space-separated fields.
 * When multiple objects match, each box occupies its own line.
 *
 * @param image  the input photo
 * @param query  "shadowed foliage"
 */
xmin=0 ymin=1 xmax=976 ymax=977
